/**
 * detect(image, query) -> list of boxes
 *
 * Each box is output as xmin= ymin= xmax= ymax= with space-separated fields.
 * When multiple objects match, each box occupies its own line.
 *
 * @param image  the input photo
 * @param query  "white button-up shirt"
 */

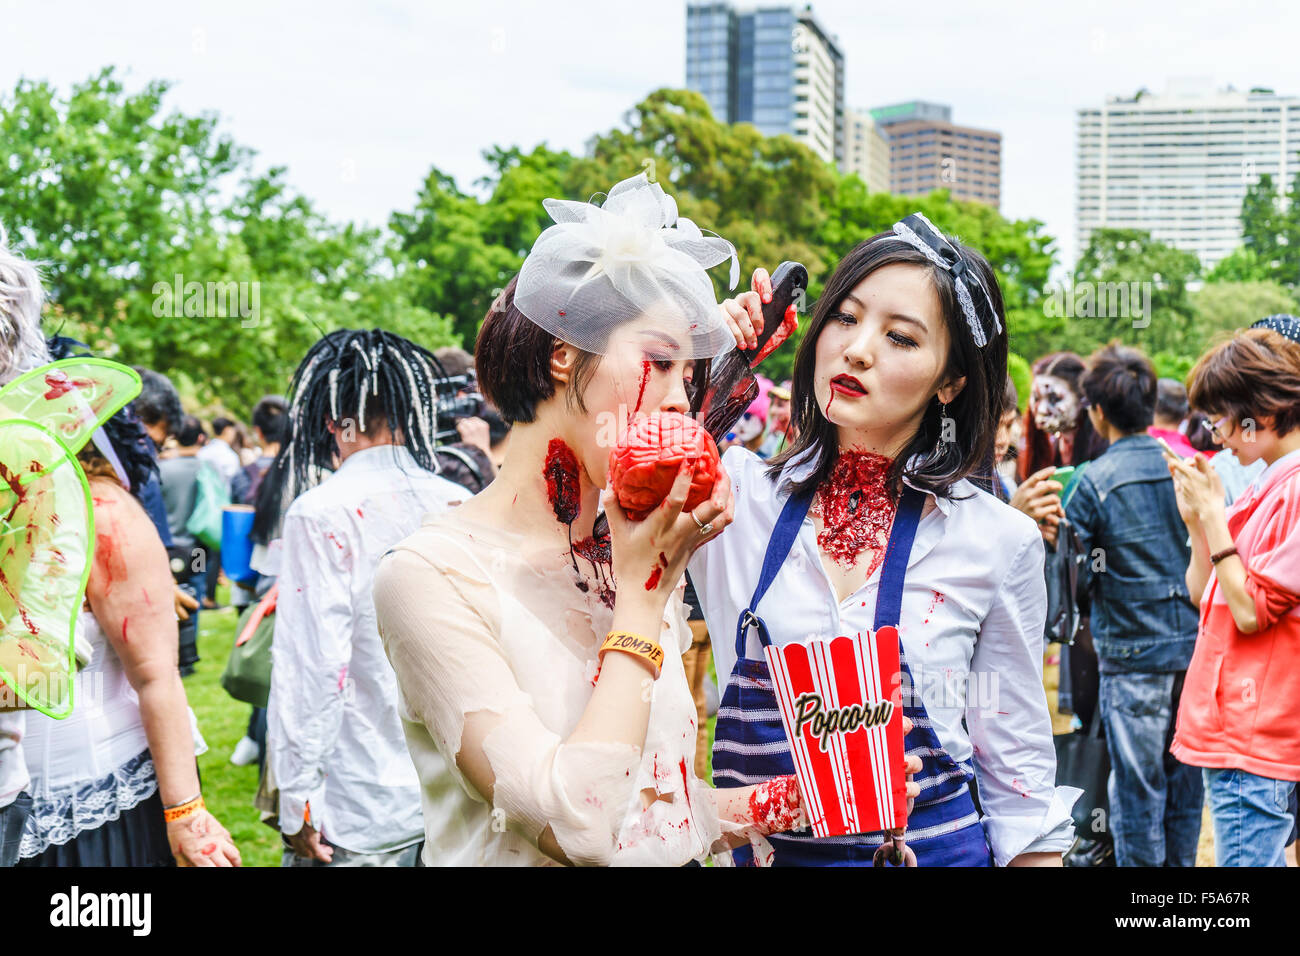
xmin=268 ymin=444 xmax=470 ymax=854
xmin=689 ymin=446 xmax=1077 ymax=866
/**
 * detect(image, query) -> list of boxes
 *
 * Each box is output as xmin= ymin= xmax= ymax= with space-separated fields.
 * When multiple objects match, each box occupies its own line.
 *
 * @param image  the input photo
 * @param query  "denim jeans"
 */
xmin=178 ymin=569 xmax=204 ymax=673
xmin=1204 ymin=768 xmax=1298 ymax=867
xmin=1099 ymin=670 xmax=1203 ymax=866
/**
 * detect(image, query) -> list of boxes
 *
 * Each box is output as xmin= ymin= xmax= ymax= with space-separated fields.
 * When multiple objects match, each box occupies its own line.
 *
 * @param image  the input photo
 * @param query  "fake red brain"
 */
xmin=610 ymin=412 xmax=720 ymax=521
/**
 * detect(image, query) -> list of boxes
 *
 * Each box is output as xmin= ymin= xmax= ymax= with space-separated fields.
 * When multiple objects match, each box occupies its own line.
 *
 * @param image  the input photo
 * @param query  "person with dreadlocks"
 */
xmin=264 ymin=328 xmax=469 ymax=867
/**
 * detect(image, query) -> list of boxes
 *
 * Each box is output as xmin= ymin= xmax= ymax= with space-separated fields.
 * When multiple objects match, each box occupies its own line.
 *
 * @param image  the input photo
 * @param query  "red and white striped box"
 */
xmin=764 ymin=628 xmax=907 ymax=838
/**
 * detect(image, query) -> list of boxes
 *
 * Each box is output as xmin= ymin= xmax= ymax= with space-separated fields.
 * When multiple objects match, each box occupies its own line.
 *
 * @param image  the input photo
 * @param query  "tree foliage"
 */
xmin=1 ymin=69 xmax=456 ymax=413
xmin=2 ymin=73 xmax=1265 ymax=418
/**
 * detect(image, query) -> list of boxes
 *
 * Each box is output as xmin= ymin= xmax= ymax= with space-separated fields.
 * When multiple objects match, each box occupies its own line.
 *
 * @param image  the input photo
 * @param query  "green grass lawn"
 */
xmin=185 ymin=599 xmax=282 ymax=867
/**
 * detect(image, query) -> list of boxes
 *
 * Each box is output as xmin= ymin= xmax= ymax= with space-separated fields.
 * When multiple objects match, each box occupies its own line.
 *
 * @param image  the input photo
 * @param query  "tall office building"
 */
xmin=686 ymin=3 xmax=845 ymax=167
xmin=871 ymin=101 xmax=1002 ymax=208
xmin=1076 ymin=82 xmax=1300 ymax=269
xmin=845 ymin=109 xmax=891 ymax=192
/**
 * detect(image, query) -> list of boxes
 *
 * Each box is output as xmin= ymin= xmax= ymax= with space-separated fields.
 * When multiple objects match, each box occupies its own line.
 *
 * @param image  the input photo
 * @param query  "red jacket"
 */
xmin=1172 ymin=452 xmax=1300 ymax=781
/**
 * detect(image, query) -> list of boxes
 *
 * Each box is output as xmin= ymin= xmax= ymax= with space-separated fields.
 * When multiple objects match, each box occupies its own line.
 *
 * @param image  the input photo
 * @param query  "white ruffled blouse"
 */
xmin=374 ymin=507 xmax=718 ymax=867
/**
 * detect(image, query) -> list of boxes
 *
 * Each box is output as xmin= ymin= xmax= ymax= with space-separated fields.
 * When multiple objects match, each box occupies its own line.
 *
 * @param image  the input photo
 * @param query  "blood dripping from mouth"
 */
xmin=812 ymin=450 xmax=896 ymax=574
xmin=747 ymin=775 xmax=801 ymax=834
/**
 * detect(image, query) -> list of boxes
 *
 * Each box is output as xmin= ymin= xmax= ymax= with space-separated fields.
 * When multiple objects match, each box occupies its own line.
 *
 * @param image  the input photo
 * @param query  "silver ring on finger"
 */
xmin=692 ymin=512 xmax=714 ymax=536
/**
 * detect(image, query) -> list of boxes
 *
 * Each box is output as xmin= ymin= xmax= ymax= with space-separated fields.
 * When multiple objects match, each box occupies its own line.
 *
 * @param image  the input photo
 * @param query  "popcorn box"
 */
xmin=764 ymin=628 xmax=907 ymax=837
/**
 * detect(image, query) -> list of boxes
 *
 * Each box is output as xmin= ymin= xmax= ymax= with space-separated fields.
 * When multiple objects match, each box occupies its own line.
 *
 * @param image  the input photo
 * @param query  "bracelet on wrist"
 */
xmin=1210 ymin=546 xmax=1239 ymax=564
xmin=163 ymin=793 xmax=205 ymax=823
xmin=599 ymin=631 xmax=664 ymax=679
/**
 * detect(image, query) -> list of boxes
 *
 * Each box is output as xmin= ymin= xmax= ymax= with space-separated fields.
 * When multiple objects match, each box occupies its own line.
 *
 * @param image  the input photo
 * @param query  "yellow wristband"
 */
xmin=600 ymin=631 xmax=664 ymax=679
xmin=163 ymin=794 xmax=205 ymax=823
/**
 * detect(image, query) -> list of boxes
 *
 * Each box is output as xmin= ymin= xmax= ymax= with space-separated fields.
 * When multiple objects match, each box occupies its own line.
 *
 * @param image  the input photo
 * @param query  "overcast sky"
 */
xmin=5 ymin=0 xmax=1298 ymax=271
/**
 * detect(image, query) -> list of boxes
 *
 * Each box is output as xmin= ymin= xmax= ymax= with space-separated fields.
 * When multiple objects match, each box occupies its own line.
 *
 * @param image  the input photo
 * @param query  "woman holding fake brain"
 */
xmin=372 ymin=173 xmax=925 ymax=866
xmin=688 ymin=214 xmax=1078 ymax=866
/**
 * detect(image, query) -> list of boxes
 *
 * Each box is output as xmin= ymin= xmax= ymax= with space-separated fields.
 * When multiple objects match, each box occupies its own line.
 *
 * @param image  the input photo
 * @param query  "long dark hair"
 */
xmin=1018 ymin=351 xmax=1107 ymax=482
xmin=767 ymin=232 xmax=1009 ymax=501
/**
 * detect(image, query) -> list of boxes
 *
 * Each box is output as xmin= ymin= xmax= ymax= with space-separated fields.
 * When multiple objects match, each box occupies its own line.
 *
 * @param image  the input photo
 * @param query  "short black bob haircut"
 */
xmin=1080 ymin=342 xmax=1158 ymax=435
xmin=475 ymin=274 xmax=602 ymax=425
xmin=766 ymin=230 xmax=1010 ymax=501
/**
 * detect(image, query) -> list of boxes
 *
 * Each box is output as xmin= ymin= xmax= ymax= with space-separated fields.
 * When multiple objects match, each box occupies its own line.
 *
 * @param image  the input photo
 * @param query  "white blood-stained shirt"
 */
xmin=688 ymin=446 xmax=1078 ymax=866
xmin=268 ymin=444 xmax=470 ymax=854
xmin=373 ymin=506 xmax=720 ymax=867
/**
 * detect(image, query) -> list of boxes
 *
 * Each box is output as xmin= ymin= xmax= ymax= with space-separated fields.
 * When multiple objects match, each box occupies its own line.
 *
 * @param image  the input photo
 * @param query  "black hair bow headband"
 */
xmin=890 ymin=212 xmax=1002 ymax=348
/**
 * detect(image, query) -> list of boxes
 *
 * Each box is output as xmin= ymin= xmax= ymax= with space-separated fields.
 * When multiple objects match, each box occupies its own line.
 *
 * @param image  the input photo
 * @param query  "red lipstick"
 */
xmin=830 ymin=374 xmax=868 ymax=397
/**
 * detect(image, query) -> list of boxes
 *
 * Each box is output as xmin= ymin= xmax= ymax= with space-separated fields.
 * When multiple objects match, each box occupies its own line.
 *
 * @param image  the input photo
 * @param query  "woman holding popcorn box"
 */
xmin=690 ymin=214 xmax=1079 ymax=866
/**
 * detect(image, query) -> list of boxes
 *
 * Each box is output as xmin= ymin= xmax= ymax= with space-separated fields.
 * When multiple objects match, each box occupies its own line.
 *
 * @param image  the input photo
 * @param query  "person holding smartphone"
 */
xmin=1167 ymin=324 xmax=1300 ymax=867
xmin=1063 ymin=343 xmax=1202 ymax=867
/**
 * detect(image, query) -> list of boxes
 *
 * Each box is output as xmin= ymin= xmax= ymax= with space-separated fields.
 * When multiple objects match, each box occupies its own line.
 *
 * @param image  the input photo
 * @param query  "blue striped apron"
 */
xmin=714 ymin=484 xmax=993 ymax=866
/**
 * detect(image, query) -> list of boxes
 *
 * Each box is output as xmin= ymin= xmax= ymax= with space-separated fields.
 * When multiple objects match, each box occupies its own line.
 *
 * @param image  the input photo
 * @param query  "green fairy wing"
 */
xmin=0 ymin=359 xmax=142 ymax=454
xmin=0 ymin=359 xmax=142 ymax=718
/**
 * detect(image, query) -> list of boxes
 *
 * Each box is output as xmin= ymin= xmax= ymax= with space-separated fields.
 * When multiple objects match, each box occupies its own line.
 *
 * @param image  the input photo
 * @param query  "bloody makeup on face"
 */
xmin=812 ymin=268 xmax=950 ymax=449
xmin=1031 ymin=375 xmax=1081 ymax=435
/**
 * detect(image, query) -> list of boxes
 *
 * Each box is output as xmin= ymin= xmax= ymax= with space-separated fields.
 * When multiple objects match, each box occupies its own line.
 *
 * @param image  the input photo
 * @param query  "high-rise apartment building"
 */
xmin=686 ymin=3 xmax=845 ymax=166
xmin=872 ymin=101 xmax=1002 ymax=208
xmin=844 ymin=109 xmax=891 ymax=192
xmin=1076 ymin=82 xmax=1300 ymax=269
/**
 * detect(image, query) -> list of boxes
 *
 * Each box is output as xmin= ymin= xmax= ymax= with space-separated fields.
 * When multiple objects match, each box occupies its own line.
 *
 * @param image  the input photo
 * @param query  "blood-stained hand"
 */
xmin=718 ymin=266 xmax=772 ymax=351
xmin=169 ymin=809 xmax=241 ymax=867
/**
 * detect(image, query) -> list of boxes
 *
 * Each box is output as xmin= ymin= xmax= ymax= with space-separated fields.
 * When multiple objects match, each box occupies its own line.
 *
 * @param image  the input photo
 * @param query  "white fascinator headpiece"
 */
xmin=514 ymin=173 xmax=740 ymax=360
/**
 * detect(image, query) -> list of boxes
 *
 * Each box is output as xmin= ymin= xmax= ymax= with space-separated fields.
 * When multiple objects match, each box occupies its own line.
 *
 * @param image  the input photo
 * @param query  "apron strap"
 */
xmin=735 ymin=486 xmax=815 ymax=657
xmin=872 ymin=486 xmax=926 ymax=631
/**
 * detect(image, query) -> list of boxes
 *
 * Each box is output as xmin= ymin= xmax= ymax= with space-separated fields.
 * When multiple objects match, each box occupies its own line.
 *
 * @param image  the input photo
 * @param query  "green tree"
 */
xmin=1234 ymin=171 xmax=1300 ymax=288
xmin=1190 ymin=280 xmax=1299 ymax=337
xmin=1070 ymin=228 xmax=1201 ymax=355
xmin=0 ymin=70 xmax=455 ymax=412
xmin=389 ymin=167 xmax=520 ymax=347
xmin=1205 ymin=245 xmax=1270 ymax=283
xmin=0 ymin=69 xmax=245 ymax=329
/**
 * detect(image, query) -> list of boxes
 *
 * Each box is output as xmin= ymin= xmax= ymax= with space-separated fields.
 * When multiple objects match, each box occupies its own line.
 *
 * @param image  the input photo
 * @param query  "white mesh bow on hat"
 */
xmin=515 ymin=173 xmax=740 ymax=360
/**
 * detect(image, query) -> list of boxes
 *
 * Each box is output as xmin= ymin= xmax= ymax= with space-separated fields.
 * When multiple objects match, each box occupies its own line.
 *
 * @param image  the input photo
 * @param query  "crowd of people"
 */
xmin=0 ymin=173 xmax=1297 ymax=868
